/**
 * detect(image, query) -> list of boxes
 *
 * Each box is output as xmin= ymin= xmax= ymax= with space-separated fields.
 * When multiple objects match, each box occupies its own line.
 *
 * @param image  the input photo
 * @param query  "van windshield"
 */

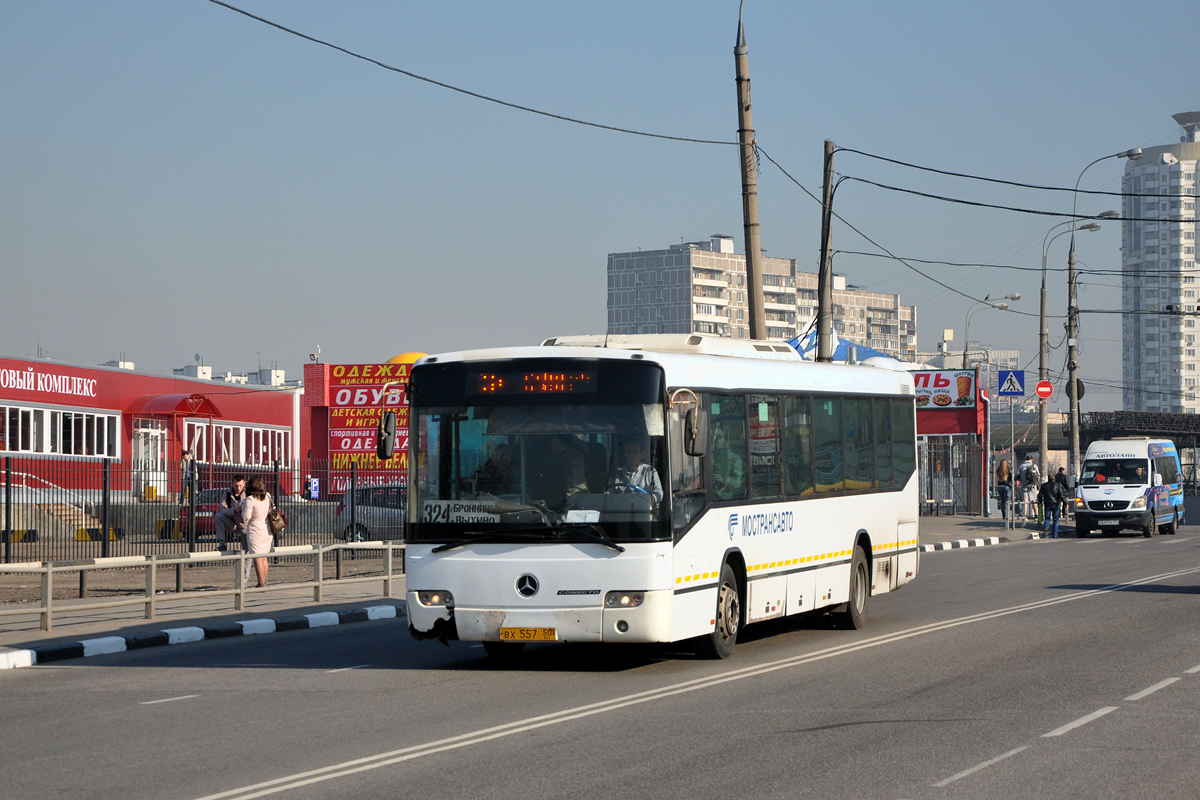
xmin=1080 ymin=458 xmax=1149 ymax=486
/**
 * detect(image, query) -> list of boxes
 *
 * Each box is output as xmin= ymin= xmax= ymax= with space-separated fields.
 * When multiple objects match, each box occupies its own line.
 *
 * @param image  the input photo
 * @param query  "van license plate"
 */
xmin=1097 ymin=519 xmax=1120 ymax=526
xmin=499 ymin=627 xmax=556 ymax=641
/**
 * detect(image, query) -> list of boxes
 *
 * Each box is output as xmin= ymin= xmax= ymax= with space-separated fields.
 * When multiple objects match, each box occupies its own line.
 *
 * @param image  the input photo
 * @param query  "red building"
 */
xmin=0 ymin=357 xmax=303 ymax=497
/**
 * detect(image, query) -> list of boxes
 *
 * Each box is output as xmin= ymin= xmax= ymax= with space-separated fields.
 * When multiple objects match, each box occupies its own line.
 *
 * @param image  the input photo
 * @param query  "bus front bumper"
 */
xmin=1076 ymin=510 xmax=1152 ymax=532
xmin=406 ymin=589 xmax=675 ymax=644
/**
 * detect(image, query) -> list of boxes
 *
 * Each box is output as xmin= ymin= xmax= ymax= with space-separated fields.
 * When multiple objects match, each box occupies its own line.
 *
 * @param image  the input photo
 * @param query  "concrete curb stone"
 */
xmin=919 ymin=536 xmax=1007 ymax=552
xmin=0 ymin=601 xmax=407 ymax=671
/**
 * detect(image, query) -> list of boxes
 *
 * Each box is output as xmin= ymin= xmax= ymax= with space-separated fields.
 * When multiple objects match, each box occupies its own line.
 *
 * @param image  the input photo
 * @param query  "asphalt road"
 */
xmin=4 ymin=529 xmax=1200 ymax=800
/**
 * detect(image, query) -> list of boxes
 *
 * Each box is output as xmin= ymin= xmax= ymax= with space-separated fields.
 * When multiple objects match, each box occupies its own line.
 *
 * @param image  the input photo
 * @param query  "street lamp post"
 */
xmin=963 ymin=294 xmax=1020 ymax=368
xmin=1067 ymin=149 xmax=1142 ymax=482
xmin=1040 ymin=218 xmax=1112 ymax=482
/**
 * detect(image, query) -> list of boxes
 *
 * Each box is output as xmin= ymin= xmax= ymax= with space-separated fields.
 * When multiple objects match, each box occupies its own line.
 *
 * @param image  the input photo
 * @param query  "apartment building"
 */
xmin=607 ymin=235 xmax=917 ymax=360
xmin=1122 ymin=112 xmax=1200 ymax=412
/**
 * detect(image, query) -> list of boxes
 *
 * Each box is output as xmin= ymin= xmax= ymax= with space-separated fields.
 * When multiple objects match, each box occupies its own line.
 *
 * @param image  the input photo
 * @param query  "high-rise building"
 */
xmin=1122 ymin=113 xmax=1200 ymax=412
xmin=607 ymin=235 xmax=917 ymax=359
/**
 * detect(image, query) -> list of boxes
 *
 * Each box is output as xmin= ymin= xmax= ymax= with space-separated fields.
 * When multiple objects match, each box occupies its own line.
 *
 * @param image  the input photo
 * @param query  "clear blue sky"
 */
xmin=1 ymin=1 xmax=1192 ymax=411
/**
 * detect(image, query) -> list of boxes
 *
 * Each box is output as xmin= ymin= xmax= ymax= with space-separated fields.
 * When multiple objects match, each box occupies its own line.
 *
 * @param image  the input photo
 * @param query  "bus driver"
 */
xmin=610 ymin=438 xmax=663 ymax=504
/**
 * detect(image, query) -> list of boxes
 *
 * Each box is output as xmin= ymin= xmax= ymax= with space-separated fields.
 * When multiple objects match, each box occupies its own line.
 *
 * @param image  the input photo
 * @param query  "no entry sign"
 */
xmin=1035 ymin=380 xmax=1053 ymax=399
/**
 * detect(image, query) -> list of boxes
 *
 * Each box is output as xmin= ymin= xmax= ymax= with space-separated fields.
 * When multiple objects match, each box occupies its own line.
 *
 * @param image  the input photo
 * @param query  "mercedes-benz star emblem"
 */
xmin=516 ymin=574 xmax=539 ymax=598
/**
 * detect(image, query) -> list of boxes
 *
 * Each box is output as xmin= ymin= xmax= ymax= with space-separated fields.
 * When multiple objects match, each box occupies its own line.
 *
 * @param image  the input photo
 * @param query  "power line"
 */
xmin=206 ymin=0 xmax=736 ymax=146
xmin=755 ymin=146 xmax=1041 ymax=318
xmin=835 ymin=146 xmax=1191 ymax=200
xmin=839 ymin=175 xmax=1197 ymax=222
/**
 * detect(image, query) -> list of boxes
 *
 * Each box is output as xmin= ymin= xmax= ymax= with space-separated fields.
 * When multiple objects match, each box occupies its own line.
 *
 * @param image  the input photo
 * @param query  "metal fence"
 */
xmin=918 ymin=438 xmax=983 ymax=515
xmin=1 ymin=455 xmax=407 ymax=564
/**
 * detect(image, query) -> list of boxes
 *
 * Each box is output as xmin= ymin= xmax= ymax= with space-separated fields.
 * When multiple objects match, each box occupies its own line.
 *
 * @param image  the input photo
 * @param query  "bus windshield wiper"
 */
xmin=431 ymin=531 xmax=548 ymax=553
xmin=555 ymin=524 xmax=625 ymax=553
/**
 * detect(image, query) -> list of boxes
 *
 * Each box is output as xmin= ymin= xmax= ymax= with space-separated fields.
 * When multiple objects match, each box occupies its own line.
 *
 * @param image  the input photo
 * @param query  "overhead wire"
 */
xmin=838 ymin=175 xmax=1196 ymax=223
xmin=755 ymin=146 xmax=1042 ymax=318
xmin=834 ymin=146 xmax=1191 ymax=200
xmin=205 ymin=0 xmax=737 ymax=146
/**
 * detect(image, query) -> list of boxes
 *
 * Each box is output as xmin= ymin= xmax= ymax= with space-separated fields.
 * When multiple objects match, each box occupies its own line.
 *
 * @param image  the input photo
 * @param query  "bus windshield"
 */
xmin=1080 ymin=458 xmax=1149 ymax=486
xmin=409 ymin=359 xmax=670 ymax=544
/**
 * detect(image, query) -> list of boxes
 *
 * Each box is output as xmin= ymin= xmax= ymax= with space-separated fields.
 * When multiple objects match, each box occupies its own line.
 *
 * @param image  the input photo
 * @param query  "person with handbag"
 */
xmin=240 ymin=476 xmax=274 ymax=588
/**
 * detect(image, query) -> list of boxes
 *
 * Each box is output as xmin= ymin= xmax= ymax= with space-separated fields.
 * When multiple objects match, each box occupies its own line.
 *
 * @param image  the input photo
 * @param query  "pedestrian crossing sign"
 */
xmin=998 ymin=369 xmax=1025 ymax=397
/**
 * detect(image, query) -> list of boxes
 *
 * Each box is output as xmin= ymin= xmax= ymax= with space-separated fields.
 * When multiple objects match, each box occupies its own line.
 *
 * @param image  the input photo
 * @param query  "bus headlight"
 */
xmin=1130 ymin=497 xmax=1147 ymax=510
xmin=417 ymin=591 xmax=454 ymax=607
xmin=604 ymin=591 xmax=645 ymax=609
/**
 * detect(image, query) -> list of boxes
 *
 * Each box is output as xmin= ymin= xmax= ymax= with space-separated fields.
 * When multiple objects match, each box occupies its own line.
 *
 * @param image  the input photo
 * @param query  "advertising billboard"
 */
xmin=326 ymin=363 xmax=410 ymax=472
xmin=912 ymin=370 xmax=976 ymax=410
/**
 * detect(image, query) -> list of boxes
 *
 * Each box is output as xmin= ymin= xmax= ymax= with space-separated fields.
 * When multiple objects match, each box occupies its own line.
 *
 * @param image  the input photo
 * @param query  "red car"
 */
xmin=176 ymin=489 xmax=287 ymax=540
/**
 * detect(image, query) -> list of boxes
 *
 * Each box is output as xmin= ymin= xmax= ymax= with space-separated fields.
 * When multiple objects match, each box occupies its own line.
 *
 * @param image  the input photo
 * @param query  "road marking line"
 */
xmin=139 ymin=695 xmax=199 ymax=705
xmin=932 ymin=746 xmax=1028 ymax=787
xmin=1125 ymin=677 xmax=1180 ymax=701
xmin=192 ymin=565 xmax=1200 ymax=800
xmin=1184 ymin=664 xmax=1200 ymax=674
xmin=325 ymin=665 xmax=371 ymax=673
xmin=1042 ymin=706 xmax=1118 ymax=737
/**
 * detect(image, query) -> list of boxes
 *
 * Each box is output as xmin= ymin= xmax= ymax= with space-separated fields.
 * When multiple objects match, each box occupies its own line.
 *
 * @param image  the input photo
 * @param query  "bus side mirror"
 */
xmin=684 ymin=408 xmax=707 ymax=458
xmin=377 ymin=411 xmax=397 ymax=460
xmin=1154 ymin=473 xmax=1162 ymax=487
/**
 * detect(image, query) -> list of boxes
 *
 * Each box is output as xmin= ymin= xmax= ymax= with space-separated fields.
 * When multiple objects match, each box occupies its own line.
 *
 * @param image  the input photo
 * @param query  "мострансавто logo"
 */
xmin=727 ymin=510 xmax=794 ymax=539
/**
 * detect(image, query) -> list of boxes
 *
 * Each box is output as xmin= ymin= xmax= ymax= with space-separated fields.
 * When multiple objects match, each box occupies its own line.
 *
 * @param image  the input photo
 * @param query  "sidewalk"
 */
xmin=0 ymin=574 xmax=408 ymax=657
xmin=919 ymin=512 xmax=1072 ymax=546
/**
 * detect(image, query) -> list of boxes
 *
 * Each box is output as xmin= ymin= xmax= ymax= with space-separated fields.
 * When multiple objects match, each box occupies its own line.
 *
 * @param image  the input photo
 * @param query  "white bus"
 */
xmin=400 ymin=334 xmax=918 ymax=659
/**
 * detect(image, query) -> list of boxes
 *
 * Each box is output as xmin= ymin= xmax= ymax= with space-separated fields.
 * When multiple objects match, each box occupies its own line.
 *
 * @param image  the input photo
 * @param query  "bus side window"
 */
xmin=710 ymin=394 xmax=748 ymax=502
xmin=892 ymin=398 xmax=916 ymax=485
xmin=669 ymin=403 xmax=704 ymax=535
xmin=749 ymin=395 xmax=782 ymax=499
xmin=843 ymin=397 xmax=874 ymax=492
xmin=783 ymin=396 xmax=814 ymax=497
xmin=813 ymin=397 xmax=844 ymax=492
xmin=873 ymin=398 xmax=893 ymax=489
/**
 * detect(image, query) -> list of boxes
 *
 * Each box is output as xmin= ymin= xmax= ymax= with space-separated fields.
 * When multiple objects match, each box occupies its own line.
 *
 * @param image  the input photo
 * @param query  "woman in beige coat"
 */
xmin=240 ymin=475 xmax=273 ymax=587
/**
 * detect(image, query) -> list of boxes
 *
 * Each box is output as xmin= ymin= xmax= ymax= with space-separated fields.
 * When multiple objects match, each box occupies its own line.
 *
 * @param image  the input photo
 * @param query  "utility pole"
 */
xmin=1067 ymin=240 xmax=1081 ymax=480
xmin=1039 ymin=250 xmax=1049 ymax=483
xmin=817 ymin=140 xmax=835 ymax=362
xmin=734 ymin=3 xmax=765 ymax=340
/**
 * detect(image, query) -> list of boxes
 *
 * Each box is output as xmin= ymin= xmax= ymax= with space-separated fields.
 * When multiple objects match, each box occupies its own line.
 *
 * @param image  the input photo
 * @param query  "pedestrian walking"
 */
xmin=1038 ymin=476 xmax=1068 ymax=538
xmin=995 ymin=459 xmax=1013 ymax=520
xmin=240 ymin=475 xmax=273 ymax=587
xmin=1018 ymin=455 xmax=1041 ymax=521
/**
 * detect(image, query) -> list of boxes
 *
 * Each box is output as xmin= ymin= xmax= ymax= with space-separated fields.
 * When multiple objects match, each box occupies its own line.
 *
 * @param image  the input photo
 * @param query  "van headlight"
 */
xmin=1130 ymin=497 xmax=1147 ymax=510
xmin=1075 ymin=495 xmax=1085 ymax=508
xmin=604 ymin=591 xmax=645 ymax=608
xmin=417 ymin=591 xmax=454 ymax=607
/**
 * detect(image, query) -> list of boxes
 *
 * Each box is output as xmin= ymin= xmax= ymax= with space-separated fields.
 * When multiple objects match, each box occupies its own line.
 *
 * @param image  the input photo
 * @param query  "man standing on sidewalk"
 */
xmin=1055 ymin=466 xmax=1071 ymax=519
xmin=1039 ymin=476 xmax=1067 ymax=539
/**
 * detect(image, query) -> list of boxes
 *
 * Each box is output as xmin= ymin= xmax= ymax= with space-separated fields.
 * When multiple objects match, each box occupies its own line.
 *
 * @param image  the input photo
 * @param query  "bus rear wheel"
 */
xmin=1164 ymin=510 xmax=1179 ymax=535
xmin=833 ymin=546 xmax=869 ymax=630
xmin=696 ymin=563 xmax=740 ymax=660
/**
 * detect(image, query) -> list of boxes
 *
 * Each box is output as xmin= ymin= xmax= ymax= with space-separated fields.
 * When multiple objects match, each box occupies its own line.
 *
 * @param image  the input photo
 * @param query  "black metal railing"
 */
xmin=1 ymin=456 xmax=407 ymax=564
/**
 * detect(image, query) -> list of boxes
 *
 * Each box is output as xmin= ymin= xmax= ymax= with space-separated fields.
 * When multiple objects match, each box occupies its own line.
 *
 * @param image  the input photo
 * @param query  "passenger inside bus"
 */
xmin=475 ymin=443 xmax=517 ymax=495
xmin=712 ymin=423 xmax=746 ymax=501
xmin=528 ymin=435 xmax=588 ymax=509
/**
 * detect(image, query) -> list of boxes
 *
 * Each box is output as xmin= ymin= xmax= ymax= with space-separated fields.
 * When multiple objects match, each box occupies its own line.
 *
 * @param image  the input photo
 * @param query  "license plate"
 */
xmin=499 ymin=627 xmax=556 ymax=642
xmin=1097 ymin=519 xmax=1120 ymax=526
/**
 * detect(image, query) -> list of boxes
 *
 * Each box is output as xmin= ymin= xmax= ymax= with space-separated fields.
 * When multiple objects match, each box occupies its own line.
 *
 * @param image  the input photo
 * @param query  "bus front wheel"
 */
xmin=696 ymin=563 xmax=740 ymax=660
xmin=834 ymin=546 xmax=869 ymax=630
